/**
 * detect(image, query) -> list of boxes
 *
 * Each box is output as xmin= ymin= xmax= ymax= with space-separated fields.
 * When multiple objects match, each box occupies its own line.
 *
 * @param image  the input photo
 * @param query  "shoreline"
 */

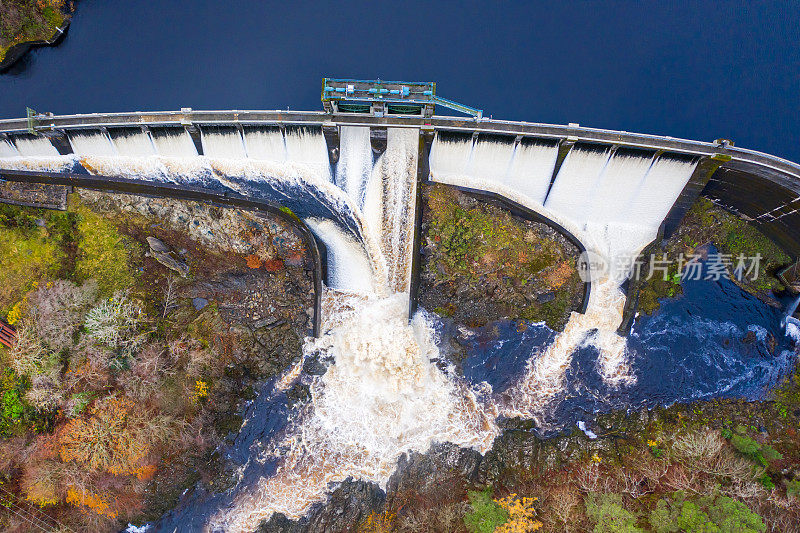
xmin=0 ymin=19 xmax=71 ymax=73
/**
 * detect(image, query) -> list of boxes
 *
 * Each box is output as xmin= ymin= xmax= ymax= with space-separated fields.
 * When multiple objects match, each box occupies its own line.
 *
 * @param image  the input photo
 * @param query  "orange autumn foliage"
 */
xmin=66 ymin=487 xmax=117 ymax=519
xmin=263 ymin=259 xmax=284 ymax=272
xmin=245 ymin=254 xmax=263 ymax=268
xmin=543 ymin=261 xmax=575 ymax=290
xmin=58 ymin=396 xmax=151 ymax=476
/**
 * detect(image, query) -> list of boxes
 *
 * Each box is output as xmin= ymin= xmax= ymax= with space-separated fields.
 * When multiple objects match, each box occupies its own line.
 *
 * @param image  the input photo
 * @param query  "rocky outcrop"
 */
xmin=259 ymin=479 xmax=384 ymax=533
xmin=146 ymin=236 xmax=191 ymax=277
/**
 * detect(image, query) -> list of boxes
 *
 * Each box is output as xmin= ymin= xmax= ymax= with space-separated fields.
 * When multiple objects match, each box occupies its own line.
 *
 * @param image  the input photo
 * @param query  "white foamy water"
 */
xmin=68 ymin=131 xmax=117 ymax=157
xmin=201 ymin=128 xmax=247 ymax=159
xmin=243 ymin=127 xmax=287 ymax=162
xmin=304 ymin=217 xmax=376 ymax=294
xmin=0 ymin=138 xmax=19 ymax=158
xmin=429 ymin=135 xmax=697 ymax=417
xmin=209 ymin=292 xmax=498 ymax=532
xmin=366 ymin=128 xmax=419 ymax=293
xmin=151 ymin=129 xmax=199 ymax=157
xmin=787 ymin=318 xmax=800 ymax=342
xmin=13 ymin=136 xmax=60 ymax=157
xmin=336 ymin=126 xmax=373 ymax=204
xmin=285 ymin=127 xmax=331 ymax=181
xmin=110 ymin=131 xmax=157 ymax=157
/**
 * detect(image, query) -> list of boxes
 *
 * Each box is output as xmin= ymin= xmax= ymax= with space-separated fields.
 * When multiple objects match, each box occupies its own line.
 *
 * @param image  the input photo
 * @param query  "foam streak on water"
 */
xmin=209 ymin=292 xmax=498 ymax=532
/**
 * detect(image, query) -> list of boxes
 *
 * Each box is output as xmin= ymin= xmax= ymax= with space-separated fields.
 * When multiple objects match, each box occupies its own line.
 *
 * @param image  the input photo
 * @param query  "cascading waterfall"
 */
xmin=0 ymin=138 xmax=19 ymax=158
xmin=242 ymin=127 xmax=287 ymax=162
xmin=202 ymin=127 xmax=498 ymax=532
xmin=150 ymin=128 xmax=199 ymax=157
xmin=109 ymin=130 xmax=157 ymax=157
xmin=429 ymin=135 xmax=697 ymax=423
xmin=68 ymin=130 xmax=118 ymax=157
xmin=12 ymin=135 xmax=60 ymax=157
xmin=201 ymin=127 xmax=248 ymax=159
xmin=0 ymin=125 xmax=704 ymax=528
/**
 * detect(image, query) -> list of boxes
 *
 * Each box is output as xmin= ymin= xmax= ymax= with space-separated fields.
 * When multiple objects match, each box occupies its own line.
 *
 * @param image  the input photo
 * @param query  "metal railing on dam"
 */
xmin=1 ymin=109 xmax=799 ymax=182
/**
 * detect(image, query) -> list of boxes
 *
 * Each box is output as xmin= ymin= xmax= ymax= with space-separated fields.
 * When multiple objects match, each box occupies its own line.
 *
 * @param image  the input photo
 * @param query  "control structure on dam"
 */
xmin=1 ymin=80 xmax=799 ymax=330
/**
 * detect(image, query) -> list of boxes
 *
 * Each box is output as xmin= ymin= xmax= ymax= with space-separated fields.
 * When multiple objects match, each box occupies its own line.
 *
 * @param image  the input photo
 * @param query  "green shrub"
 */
xmin=786 ymin=478 xmax=800 ymax=499
xmin=729 ymin=433 xmax=782 ymax=466
xmin=584 ymin=493 xmax=642 ymax=533
xmin=463 ymin=489 xmax=508 ymax=533
xmin=649 ymin=493 xmax=765 ymax=533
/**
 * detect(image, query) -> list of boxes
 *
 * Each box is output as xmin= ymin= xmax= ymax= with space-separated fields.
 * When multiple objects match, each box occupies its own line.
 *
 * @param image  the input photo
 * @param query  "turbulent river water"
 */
xmin=0 ymin=127 xmax=797 ymax=533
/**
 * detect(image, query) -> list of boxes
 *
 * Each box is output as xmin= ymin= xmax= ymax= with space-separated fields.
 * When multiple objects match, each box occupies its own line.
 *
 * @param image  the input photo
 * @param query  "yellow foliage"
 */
xmin=194 ymin=379 xmax=209 ymax=401
xmin=359 ymin=510 xmax=396 ymax=533
xmin=6 ymin=297 xmax=26 ymax=325
xmin=591 ymin=453 xmax=602 ymax=463
xmin=0 ymin=226 xmax=61 ymax=314
xmin=494 ymin=494 xmax=542 ymax=533
xmin=24 ymin=479 xmax=59 ymax=507
xmin=66 ymin=487 xmax=117 ymax=519
xmin=74 ymin=205 xmax=136 ymax=295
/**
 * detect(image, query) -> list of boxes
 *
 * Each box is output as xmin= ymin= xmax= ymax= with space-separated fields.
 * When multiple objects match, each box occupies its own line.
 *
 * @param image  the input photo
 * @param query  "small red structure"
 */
xmin=0 ymin=320 xmax=16 ymax=348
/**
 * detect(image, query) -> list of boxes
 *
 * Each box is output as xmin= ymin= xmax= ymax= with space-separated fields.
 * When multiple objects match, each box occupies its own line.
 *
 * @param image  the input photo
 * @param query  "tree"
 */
xmin=584 ymin=493 xmax=642 ymax=533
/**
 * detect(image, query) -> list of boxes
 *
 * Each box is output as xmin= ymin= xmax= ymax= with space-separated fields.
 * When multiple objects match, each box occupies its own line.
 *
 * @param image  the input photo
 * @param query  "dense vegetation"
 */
xmin=0 ymin=194 xmax=310 ymax=531
xmin=421 ymin=184 xmax=583 ymax=330
xmin=0 ymin=0 xmax=68 ymax=63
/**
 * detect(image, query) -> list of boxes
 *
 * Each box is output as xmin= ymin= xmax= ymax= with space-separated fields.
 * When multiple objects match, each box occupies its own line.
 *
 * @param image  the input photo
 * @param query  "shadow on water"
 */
xmin=152 ymin=378 xmax=290 ymax=532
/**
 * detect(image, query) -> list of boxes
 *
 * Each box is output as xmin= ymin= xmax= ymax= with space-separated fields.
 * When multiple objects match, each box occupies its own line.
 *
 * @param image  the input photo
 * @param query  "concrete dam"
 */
xmin=1 ymin=97 xmax=799 ymax=529
xmin=1 ymin=108 xmax=798 ymax=304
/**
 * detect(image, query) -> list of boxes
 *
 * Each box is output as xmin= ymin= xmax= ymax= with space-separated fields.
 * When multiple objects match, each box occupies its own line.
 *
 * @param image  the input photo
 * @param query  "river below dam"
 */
xmin=149 ymin=247 xmax=798 ymax=532
xmin=1 ymin=127 xmax=798 ymax=532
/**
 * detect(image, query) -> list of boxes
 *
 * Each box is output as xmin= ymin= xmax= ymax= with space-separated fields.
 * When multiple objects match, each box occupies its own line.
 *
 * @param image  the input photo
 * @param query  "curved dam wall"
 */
xmin=1 ymin=110 xmax=798 ymax=313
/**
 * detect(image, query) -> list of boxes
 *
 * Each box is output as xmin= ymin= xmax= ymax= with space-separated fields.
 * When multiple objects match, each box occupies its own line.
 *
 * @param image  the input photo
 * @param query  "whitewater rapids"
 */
xmin=209 ymin=292 xmax=498 ymax=532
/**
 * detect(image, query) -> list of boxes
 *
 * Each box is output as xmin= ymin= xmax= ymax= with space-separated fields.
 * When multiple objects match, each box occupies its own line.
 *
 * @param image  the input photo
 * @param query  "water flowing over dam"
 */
xmin=429 ymin=134 xmax=698 ymax=420
xmin=1 ymin=108 xmax=798 ymax=531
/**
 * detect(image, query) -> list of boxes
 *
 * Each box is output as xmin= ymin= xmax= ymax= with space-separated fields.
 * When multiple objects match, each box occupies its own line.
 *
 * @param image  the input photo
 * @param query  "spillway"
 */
xmin=12 ymin=135 xmax=60 ymax=157
xmin=67 ymin=130 xmax=117 ymax=156
xmin=150 ymin=128 xmax=199 ymax=157
xmin=284 ymin=126 xmax=331 ymax=180
xmin=429 ymin=132 xmax=561 ymax=212
xmin=242 ymin=126 xmax=287 ymax=162
xmin=429 ymin=133 xmax=698 ymax=419
xmin=108 ymin=129 xmax=157 ymax=157
xmin=0 ymin=138 xmax=18 ymax=158
xmin=201 ymin=126 xmax=247 ymax=159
